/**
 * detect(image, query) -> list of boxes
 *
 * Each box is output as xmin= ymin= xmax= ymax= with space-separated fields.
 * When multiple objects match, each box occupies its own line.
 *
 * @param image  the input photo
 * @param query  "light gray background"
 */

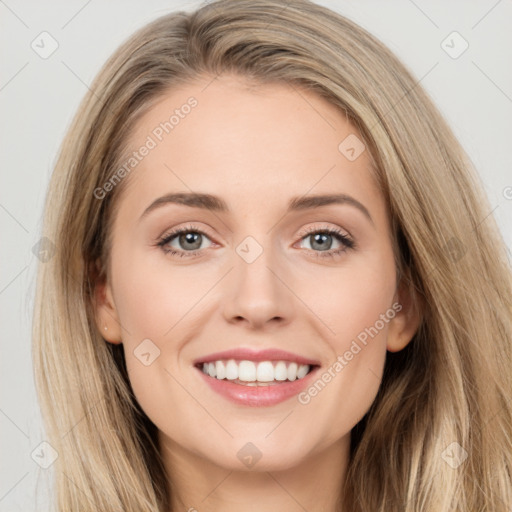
xmin=1 ymin=1 xmax=511 ymax=510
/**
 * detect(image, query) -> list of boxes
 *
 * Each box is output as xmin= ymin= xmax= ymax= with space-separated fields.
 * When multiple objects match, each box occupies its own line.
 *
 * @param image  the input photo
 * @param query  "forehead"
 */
xmin=117 ymin=74 xmax=385 ymax=223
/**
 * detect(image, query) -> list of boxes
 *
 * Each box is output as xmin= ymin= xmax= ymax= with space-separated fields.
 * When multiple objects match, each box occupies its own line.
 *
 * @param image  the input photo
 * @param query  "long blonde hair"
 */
xmin=32 ymin=0 xmax=512 ymax=510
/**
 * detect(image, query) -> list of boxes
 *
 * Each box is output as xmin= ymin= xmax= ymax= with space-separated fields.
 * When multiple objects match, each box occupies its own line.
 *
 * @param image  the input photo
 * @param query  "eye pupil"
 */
xmin=310 ymin=233 xmax=332 ymax=251
xmin=180 ymin=232 xmax=202 ymax=250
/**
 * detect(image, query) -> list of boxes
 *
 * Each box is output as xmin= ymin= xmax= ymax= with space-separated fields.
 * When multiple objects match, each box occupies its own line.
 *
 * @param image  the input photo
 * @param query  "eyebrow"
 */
xmin=140 ymin=192 xmax=374 ymax=225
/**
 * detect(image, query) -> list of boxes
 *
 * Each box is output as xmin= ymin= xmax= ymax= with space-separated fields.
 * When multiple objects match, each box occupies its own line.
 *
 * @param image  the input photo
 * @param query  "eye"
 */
xmin=156 ymin=223 xmax=356 ymax=260
xmin=296 ymin=226 xmax=355 ymax=259
xmin=157 ymin=223 xmax=214 ymax=258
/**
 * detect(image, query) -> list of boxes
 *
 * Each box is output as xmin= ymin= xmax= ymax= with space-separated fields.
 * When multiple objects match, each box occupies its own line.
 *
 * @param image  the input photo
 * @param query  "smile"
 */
xmin=193 ymin=348 xmax=321 ymax=406
xmin=197 ymin=359 xmax=313 ymax=385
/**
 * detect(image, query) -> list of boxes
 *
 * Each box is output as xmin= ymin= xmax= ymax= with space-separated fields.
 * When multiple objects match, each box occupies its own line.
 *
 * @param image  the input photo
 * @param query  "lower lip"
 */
xmin=195 ymin=366 xmax=319 ymax=407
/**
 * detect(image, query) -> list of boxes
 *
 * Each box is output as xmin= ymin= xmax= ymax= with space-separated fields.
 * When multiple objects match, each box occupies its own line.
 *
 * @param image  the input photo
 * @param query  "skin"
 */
xmin=94 ymin=74 xmax=420 ymax=512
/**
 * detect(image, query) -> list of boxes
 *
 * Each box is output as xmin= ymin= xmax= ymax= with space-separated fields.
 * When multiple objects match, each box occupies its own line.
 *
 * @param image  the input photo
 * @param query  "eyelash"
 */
xmin=156 ymin=223 xmax=356 ymax=260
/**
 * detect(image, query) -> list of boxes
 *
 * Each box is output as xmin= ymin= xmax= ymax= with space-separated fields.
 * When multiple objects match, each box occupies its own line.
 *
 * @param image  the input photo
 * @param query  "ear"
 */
xmin=386 ymin=273 xmax=422 ymax=352
xmin=93 ymin=272 xmax=123 ymax=345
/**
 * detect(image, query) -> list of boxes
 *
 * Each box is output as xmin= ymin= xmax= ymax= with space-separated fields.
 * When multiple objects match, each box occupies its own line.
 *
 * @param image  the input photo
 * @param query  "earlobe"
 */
xmin=93 ymin=278 xmax=123 ymax=344
xmin=386 ymin=275 xmax=422 ymax=353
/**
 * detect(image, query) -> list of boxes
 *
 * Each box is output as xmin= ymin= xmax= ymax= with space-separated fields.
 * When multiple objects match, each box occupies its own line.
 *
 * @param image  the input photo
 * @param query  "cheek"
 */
xmin=297 ymin=286 xmax=392 ymax=442
xmin=293 ymin=252 xmax=395 ymax=425
xmin=111 ymin=256 xmax=192 ymax=429
xmin=109 ymin=249 xmax=217 ymax=415
xmin=297 ymin=248 xmax=396 ymax=350
xmin=111 ymin=245 xmax=208 ymax=341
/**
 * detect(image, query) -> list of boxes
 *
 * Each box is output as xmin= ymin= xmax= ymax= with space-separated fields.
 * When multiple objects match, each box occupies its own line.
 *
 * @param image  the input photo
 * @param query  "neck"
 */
xmin=159 ymin=433 xmax=350 ymax=512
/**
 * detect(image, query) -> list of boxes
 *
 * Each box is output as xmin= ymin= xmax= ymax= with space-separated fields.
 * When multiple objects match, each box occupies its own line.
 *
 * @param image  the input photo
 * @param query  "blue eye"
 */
xmin=157 ymin=224 xmax=212 ymax=258
xmin=156 ymin=224 xmax=355 ymax=259
xmin=297 ymin=227 xmax=355 ymax=259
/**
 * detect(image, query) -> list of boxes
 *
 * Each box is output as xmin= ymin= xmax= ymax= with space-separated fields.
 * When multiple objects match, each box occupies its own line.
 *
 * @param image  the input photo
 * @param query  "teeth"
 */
xmin=287 ymin=362 xmax=298 ymax=381
xmin=297 ymin=363 xmax=309 ymax=379
xmin=274 ymin=361 xmax=288 ymax=381
xmin=256 ymin=361 xmax=274 ymax=382
xmin=215 ymin=360 xmax=226 ymax=380
xmin=239 ymin=360 xmax=257 ymax=381
xmin=225 ymin=360 xmax=238 ymax=380
xmin=201 ymin=359 xmax=312 ymax=383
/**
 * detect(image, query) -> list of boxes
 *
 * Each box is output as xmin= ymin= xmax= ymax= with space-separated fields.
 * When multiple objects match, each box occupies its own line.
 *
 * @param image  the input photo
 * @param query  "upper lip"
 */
xmin=193 ymin=348 xmax=321 ymax=366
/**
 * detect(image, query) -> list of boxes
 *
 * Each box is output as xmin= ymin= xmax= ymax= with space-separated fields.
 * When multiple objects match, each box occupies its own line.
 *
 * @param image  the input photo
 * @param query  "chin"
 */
xmin=198 ymin=434 xmax=314 ymax=473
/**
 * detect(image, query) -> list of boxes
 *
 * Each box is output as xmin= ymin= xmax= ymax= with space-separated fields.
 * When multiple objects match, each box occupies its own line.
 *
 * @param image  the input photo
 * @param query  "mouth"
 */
xmin=193 ymin=349 xmax=321 ymax=407
xmin=194 ymin=359 xmax=318 ymax=386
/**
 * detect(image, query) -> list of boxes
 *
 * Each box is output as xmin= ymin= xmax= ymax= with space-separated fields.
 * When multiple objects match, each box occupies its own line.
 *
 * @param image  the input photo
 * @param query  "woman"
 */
xmin=32 ymin=0 xmax=512 ymax=510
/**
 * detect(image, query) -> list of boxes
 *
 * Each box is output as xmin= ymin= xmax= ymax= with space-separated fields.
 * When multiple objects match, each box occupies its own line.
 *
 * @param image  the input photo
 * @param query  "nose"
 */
xmin=222 ymin=242 xmax=295 ymax=330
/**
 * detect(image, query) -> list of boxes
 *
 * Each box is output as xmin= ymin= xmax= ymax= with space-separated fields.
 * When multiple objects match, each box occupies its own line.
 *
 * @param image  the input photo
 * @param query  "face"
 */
xmin=95 ymin=74 xmax=419 ymax=472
